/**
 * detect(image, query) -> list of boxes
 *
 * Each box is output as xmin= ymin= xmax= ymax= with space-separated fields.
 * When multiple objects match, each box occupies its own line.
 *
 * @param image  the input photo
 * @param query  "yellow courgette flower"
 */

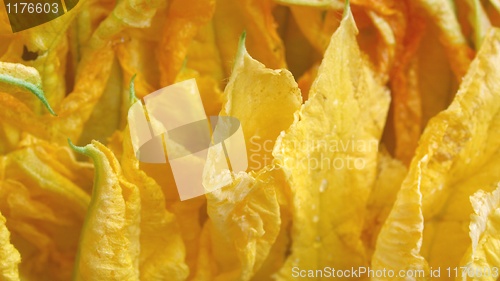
xmin=0 ymin=0 xmax=500 ymax=280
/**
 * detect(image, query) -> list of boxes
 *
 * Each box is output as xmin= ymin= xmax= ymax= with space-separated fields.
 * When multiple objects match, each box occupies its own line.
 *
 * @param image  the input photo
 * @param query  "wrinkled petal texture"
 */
xmin=273 ymin=6 xmax=390 ymax=279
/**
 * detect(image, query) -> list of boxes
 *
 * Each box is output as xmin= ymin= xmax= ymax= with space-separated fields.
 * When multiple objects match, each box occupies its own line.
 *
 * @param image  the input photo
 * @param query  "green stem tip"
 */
xmin=0 ymin=74 xmax=57 ymax=116
xmin=129 ymin=73 xmax=138 ymax=104
xmin=68 ymin=138 xmax=88 ymax=155
xmin=343 ymin=0 xmax=351 ymax=19
xmin=231 ymin=31 xmax=248 ymax=71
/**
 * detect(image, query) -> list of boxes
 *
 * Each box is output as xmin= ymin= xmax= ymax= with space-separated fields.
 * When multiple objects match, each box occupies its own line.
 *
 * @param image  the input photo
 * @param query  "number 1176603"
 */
xmin=446 ymin=266 xmax=499 ymax=278
xmin=2 ymin=0 xmax=79 ymax=32
xmin=6 ymin=2 xmax=60 ymax=14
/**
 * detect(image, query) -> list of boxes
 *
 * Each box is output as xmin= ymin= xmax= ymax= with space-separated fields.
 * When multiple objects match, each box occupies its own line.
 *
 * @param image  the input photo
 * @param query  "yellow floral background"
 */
xmin=0 ymin=0 xmax=500 ymax=280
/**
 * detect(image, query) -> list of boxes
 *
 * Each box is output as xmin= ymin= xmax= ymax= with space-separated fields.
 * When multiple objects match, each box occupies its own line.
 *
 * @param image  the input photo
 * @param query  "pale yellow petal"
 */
xmin=273 ymin=4 xmax=390 ymax=278
xmin=222 ymin=34 xmax=302 ymax=172
xmin=458 ymin=184 xmax=500 ymax=281
xmin=0 ymin=211 xmax=21 ymax=281
xmin=72 ymin=141 xmax=140 ymax=281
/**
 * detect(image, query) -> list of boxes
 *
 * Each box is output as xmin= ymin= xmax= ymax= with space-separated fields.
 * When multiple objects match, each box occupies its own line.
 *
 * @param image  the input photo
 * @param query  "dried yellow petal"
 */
xmin=1 ymin=138 xmax=91 ymax=280
xmin=373 ymin=27 xmax=500 ymax=276
xmin=71 ymin=140 xmax=140 ymax=281
xmin=458 ymin=184 xmax=500 ymax=280
xmin=0 ymin=211 xmax=21 ymax=281
xmin=222 ymin=34 xmax=302 ymax=171
xmin=120 ymin=130 xmax=190 ymax=281
xmin=206 ymin=168 xmax=281 ymax=281
xmin=273 ymin=3 xmax=390 ymax=277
